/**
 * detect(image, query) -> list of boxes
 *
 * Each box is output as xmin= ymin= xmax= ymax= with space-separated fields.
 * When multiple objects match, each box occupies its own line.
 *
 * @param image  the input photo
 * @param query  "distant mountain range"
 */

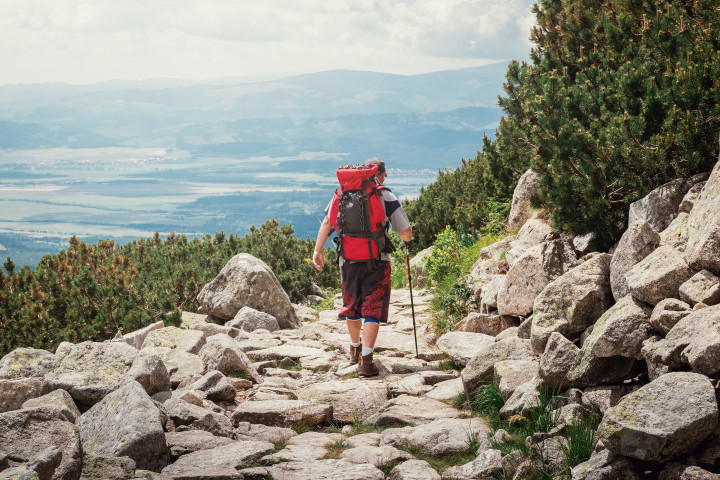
xmin=0 ymin=63 xmax=509 ymax=169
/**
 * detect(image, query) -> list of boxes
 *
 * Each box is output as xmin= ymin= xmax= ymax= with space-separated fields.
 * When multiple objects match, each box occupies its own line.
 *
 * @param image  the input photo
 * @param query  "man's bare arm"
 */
xmin=398 ymin=226 xmax=412 ymax=243
xmin=313 ymin=218 xmax=333 ymax=270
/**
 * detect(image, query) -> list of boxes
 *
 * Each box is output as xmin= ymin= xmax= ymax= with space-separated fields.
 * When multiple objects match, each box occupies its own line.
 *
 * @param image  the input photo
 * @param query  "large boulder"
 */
xmin=365 ymin=395 xmax=461 ymax=427
xmin=196 ymin=253 xmax=300 ymax=328
xmin=461 ymin=337 xmax=536 ymax=397
xmin=685 ymin=160 xmax=720 ymax=276
xmin=141 ymin=327 xmax=206 ymax=354
xmin=0 ymin=348 xmax=57 ymax=380
xmin=497 ymin=240 xmax=578 ymax=316
xmin=479 ymin=275 xmax=506 ymax=312
xmin=226 ymin=306 xmax=280 ymax=332
xmin=127 ymin=352 xmax=171 ymax=396
xmin=0 ymin=378 xmax=43 ymax=413
xmin=504 ymin=218 xmax=554 ymax=267
xmin=610 ymin=221 xmax=661 ymax=301
xmin=539 ymin=332 xmax=580 ymax=389
xmin=530 ymin=253 xmax=613 ymax=353
xmin=571 ymin=448 xmax=641 ymax=480
xmin=0 ymin=407 xmax=82 ymax=480
xmin=508 ymin=169 xmax=541 ymax=230
xmin=0 ymin=447 xmax=63 ymax=480
xmin=462 ymin=312 xmax=515 ymax=336
xmin=583 ymin=295 xmax=653 ymax=359
xmin=43 ymin=341 xmax=137 ymax=406
xmin=138 ymin=347 xmax=204 ymax=389
xmin=649 ymin=298 xmax=692 ymax=336
xmin=409 ymin=246 xmax=434 ymax=289
xmin=77 ymin=380 xmax=169 ymax=472
xmin=660 ymin=213 xmax=691 ymax=252
xmin=626 ymin=245 xmax=693 ymax=306
xmin=680 ymin=270 xmax=720 ymax=306
xmin=628 ymin=177 xmax=702 ymax=233
xmin=470 ymin=235 xmax=515 ymax=281
xmin=116 ymin=320 xmax=164 ymax=349
xmin=494 ymin=359 xmax=539 ymax=401
xmin=163 ymin=397 xmax=234 ymax=438
xmin=436 ymin=332 xmax=495 ymax=366
xmin=297 ymin=378 xmax=388 ymax=423
xmin=186 ymin=370 xmax=236 ymax=403
xmin=380 ymin=417 xmax=490 ymax=456
xmin=22 ymin=389 xmax=80 ymax=423
xmin=261 ymin=459 xmax=386 ymax=480
xmin=442 ymin=449 xmax=503 ymax=479
xmin=197 ymin=333 xmax=261 ymax=383
xmin=597 ymin=372 xmax=718 ymax=462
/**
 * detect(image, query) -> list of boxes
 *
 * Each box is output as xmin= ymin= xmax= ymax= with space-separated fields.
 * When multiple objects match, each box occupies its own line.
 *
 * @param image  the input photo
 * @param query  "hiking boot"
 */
xmin=349 ymin=343 xmax=362 ymax=365
xmin=358 ymin=352 xmax=380 ymax=377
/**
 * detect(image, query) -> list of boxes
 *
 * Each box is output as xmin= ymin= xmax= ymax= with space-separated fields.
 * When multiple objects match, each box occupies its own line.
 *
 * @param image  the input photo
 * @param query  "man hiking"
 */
xmin=312 ymin=158 xmax=412 ymax=377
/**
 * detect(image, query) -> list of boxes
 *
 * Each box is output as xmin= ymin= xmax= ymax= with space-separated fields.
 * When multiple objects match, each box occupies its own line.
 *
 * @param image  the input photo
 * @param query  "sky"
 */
xmin=0 ymin=0 xmax=536 ymax=86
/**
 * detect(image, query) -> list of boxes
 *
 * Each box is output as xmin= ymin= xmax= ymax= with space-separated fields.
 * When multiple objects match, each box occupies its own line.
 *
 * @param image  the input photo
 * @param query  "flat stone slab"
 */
xmin=141 ymin=327 xmax=206 ymax=354
xmin=389 ymin=459 xmax=441 ymax=480
xmin=0 ymin=378 xmax=43 ymax=413
xmin=598 ymin=372 xmax=718 ymax=462
xmin=425 ymin=378 xmax=464 ymax=401
xmin=165 ymin=430 xmax=235 ymax=459
xmin=365 ymin=395 xmax=461 ymax=427
xmin=374 ymin=356 xmax=441 ymax=374
xmin=231 ymin=400 xmax=332 ymax=428
xmin=380 ymin=417 xmax=490 ymax=456
xmin=261 ymin=459 xmax=386 ymax=480
xmin=0 ymin=348 xmax=57 ymax=380
xmin=161 ymin=440 xmax=273 ymax=478
xmin=340 ymin=445 xmax=413 ymax=467
xmin=245 ymin=344 xmax=331 ymax=362
xmin=262 ymin=444 xmax=328 ymax=463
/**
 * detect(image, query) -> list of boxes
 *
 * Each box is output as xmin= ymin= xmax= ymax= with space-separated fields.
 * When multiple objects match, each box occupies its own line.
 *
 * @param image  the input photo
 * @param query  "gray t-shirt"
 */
xmin=324 ymin=186 xmax=410 ymax=264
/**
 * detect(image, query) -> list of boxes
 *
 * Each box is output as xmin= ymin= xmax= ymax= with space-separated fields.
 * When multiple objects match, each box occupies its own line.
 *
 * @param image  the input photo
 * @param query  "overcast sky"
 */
xmin=0 ymin=0 xmax=536 ymax=86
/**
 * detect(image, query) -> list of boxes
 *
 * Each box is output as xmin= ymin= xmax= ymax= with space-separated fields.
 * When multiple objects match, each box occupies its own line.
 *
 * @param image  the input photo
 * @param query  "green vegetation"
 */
xmin=459 ymin=383 xmax=600 ymax=479
xmin=424 ymin=228 xmax=509 ymax=334
xmin=0 ymin=219 xmax=339 ymax=357
xmin=406 ymin=0 xmax=720 ymax=251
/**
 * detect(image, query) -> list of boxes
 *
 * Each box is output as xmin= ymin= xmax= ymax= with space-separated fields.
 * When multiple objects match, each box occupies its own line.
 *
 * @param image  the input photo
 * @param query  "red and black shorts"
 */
xmin=338 ymin=261 xmax=391 ymax=323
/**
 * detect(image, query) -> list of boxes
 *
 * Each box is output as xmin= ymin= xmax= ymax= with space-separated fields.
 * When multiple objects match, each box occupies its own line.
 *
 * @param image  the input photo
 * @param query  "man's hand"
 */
xmin=313 ymin=250 xmax=325 ymax=271
xmin=399 ymin=226 xmax=412 ymax=242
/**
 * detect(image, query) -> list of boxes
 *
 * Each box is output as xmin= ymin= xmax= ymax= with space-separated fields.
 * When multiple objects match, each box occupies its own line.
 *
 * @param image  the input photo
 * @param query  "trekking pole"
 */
xmin=404 ymin=242 xmax=419 ymax=359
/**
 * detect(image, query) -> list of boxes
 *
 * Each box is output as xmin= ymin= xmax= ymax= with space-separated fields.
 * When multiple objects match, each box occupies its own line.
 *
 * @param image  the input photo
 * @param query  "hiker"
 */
xmin=313 ymin=158 xmax=412 ymax=377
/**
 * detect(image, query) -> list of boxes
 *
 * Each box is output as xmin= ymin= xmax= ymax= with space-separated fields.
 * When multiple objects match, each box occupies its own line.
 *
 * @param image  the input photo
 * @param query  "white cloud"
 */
xmin=0 ymin=0 xmax=535 ymax=85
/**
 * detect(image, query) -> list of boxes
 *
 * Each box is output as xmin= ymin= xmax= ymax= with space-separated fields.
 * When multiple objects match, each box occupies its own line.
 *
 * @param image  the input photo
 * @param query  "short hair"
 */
xmin=364 ymin=157 xmax=386 ymax=174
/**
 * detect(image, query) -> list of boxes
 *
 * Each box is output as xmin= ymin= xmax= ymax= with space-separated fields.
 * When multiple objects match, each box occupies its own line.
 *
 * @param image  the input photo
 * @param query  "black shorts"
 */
xmin=338 ymin=261 xmax=391 ymax=323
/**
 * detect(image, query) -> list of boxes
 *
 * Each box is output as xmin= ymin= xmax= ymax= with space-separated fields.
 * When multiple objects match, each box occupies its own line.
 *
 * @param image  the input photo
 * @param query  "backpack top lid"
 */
xmin=336 ymin=164 xmax=379 ymax=190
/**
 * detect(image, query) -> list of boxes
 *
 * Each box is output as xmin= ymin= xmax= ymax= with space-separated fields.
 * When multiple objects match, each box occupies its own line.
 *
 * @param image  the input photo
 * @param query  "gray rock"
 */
xmin=127 ymin=353 xmax=171 ymax=396
xmin=141 ymin=327 xmax=206 ymax=354
xmin=379 ymin=417 xmax=490 ymax=456
xmin=0 ymin=378 xmax=43 ymax=413
xmin=518 ymin=315 xmax=532 ymax=339
xmin=480 ymin=274 xmax=506 ymax=311
xmin=22 ymin=389 xmax=80 ymax=423
xmin=340 ymin=445 xmax=413 ymax=467
xmin=581 ymin=385 xmax=639 ymax=416
xmin=469 ymin=235 xmax=515 ymax=280
xmin=163 ymin=397 xmax=234 ymax=438
xmin=297 ymin=378 xmax=388 ymax=423
xmin=80 ymin=456 xmax=136 ymax=480
xmin=437 ymin=332 xmax=495 ymax=366
xmin=161 ymin=440 xmax=273 ymax=479
xmin=504 ymin=218 xmax=554 ymax=267
xmin=496 ymin=326 xmax=520 ymax=341
xmin=570 ymin=448 xmax=640 ymax=480
xmin=0 ymin=348 xmax=57 ymax=380
xmin=494 ymin=359 xmax=539 ymax=401
xmin=597 ymin=372 xmax=718 ymax=462
xmin=659 ymin=463 xmax=720 ymax=480
xmin=262 ymin=444 xmax=329 ymax=463
xmin=539 ymin=332 xmax=579 ymax=389
xmin=196 ymin=253 xmax=300 ymax=328
xmin=139 ymin=347 xmax=204 ymax=389
xmin=197 ymin=334 xmax=261 ymax=383
xmin=262 ymin=459 xmax=385 ymax=480
xmin=365 ymin=395 xmax=461 ymax=427
xmin=610 ymin=221 xmax=661 ymax=301
xmin=77 ymin=380 xmax=169 ymax=472
xmin=499 ymin=376 xmax=540 ymax=419
xmin=181 ymin=312 xmax=243 ymax=339
xmin=626 ymin=245 xmax=693 ymax=306
xmin=660 ymin=212 xmax=691 ymax=252
xmin=425 ymin=378 xmax=464 ymax=401
xmin=43 ymin=341 xmax=138 ymax=406
xmin=389 ymin=460 xmax=440 ymax=480
xmin=462 ymin=312 xmax=516 ymax=337
xmin=680 ymin=180 xmax=707 ymax=213
xmin=497 ymin=239 xmax=578 ymax=316
xmin=187 ymin=370 xmax=236 ymax=403
xmin=0 ymin=407 xmax=82 ymax=480
xmin=0 ymin=466 xmax=40 ymax=480
xmin=650 ymin=298 xmax=692 ymax=336
xmin=680 ymin=270 xmax=720 ymax=306
xmin=165 ymin=430 xmax=235 ymax=459
xmin=234 ymin=422 xmax=297 ymax=443
xmin=461 ymin=337 xmax=536 ymax=397
xmin=573 ymin=233 xmax=595 ymax=256
xmin=226 ymin=306 xmax=280 ymax=332
xmin=409 ymin=247 xmax=434 ymax=289
xmin=584 ymin=296 xmax=653 ymax=359
xmin=0 ymin=447 xmax=62 ymax=480
xmin=230 ymin=399 xmax=332 ymax=428
xmin=531 ymin=253 xmax=613 ymax=353
xmin=685 ymin=161 xmax=720 ymax=276
xmin=628 ymin=176 xmax=700 ymax=232
xmin=442 ymin=448 xmax=503 ymax=479
xmin=508 ymin=169 xmax=541 ymax=230
xmin=117 ymin=321 xmax=164 ymax=350
xmin=565 ymin=343 xmax=637 ymax=389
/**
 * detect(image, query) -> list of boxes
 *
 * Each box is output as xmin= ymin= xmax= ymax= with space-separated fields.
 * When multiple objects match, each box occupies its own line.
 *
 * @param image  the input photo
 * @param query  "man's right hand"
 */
xmin=313 ymin=250 xmax=324 ymax=271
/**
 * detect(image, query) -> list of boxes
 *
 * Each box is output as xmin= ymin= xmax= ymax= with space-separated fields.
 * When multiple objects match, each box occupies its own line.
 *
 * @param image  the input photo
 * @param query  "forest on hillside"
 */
xmin=1 ymin=0 xmax=719 ymax=356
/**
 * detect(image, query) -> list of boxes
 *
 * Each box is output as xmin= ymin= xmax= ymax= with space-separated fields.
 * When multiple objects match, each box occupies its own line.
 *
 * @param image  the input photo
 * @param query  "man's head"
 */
xmin=364 ymin=157 xmax=386 ymax=184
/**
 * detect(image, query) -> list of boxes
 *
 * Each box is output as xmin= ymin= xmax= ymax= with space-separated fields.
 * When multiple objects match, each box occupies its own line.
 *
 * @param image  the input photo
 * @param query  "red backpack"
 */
xmin=329 ymin=164 xmax=394 ymax=265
